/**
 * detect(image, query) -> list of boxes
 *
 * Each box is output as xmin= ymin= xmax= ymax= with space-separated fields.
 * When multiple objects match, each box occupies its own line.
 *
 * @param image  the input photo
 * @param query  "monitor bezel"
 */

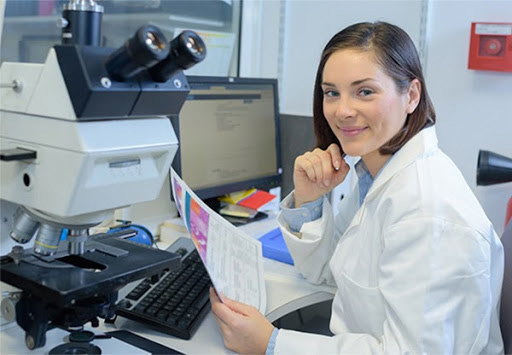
xmin=170 ymin=75 xmax=282 ymax=201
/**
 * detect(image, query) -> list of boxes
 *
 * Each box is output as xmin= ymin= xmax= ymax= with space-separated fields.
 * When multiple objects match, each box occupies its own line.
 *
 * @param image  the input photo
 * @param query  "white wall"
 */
xmin=239 ymin=0 xmax=281 ymax=78
xmin=241 ymin=0 xmax=512 ymax=234
xmin=426 ymin=0 xmax=512 ymax=235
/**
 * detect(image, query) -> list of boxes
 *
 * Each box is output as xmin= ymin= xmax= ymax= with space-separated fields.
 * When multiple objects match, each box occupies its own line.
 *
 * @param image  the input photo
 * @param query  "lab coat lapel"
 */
xmin=364 ymin=126 xmax=438 ymax=203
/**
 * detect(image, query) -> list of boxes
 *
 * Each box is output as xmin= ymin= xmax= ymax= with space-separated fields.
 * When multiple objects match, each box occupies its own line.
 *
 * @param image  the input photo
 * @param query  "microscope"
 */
xmin=0 ymin=0 xmax=206 ymax=350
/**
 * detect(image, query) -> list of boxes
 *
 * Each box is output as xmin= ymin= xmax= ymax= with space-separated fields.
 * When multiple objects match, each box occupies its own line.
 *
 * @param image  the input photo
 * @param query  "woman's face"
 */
xmin=321 ymin=49 xmax=418 ymax=170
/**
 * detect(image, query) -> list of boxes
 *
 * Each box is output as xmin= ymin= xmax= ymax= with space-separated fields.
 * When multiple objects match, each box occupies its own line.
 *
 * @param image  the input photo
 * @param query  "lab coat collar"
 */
xmin=364 ymin=125 xmax=438 ymax=202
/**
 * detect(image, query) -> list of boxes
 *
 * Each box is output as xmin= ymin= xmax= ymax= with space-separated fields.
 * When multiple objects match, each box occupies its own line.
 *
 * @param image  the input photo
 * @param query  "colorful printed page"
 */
xmin=171 ymin=168 xmax=267 ymax=313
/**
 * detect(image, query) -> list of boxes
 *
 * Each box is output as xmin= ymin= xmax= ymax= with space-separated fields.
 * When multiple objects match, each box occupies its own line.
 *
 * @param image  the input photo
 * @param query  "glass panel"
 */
xmin=1 ymin=0 xmax=241 ymax=76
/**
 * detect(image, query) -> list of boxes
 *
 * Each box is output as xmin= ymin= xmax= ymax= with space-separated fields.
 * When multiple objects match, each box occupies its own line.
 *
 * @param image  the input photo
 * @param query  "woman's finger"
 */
xmin=327 ymin=143 xmax=343 ymax=170
xmin=210 ymin=288 xmax=245 ymax=324
xmin=296 ymin=153 xmax=318 ymax=183
xmin=222 ymin=296 xmax=254 ymax=316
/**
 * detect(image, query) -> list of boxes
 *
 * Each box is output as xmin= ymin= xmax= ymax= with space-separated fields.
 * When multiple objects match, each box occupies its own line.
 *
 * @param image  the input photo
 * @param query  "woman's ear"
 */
xmin=406 ymin=78 xmax=421 ymax=114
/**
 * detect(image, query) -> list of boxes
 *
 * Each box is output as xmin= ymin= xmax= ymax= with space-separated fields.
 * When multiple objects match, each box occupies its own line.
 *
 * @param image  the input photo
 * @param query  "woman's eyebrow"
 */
xmin=351 ymin=77 xmax=375 ymax=86
xmin=321 ymin=78 xmax=376 ymax=87
xmin=321 ymin=81 xmax=336 ymax=87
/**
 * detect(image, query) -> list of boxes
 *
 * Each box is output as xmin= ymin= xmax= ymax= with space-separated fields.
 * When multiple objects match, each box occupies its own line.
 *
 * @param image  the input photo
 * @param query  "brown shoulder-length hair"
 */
xmin=313 ymin=21 xmax=436 ymax=154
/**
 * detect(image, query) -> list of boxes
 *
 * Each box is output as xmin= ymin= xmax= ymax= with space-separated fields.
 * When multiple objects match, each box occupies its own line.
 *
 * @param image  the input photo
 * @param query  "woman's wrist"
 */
xmin=294 ymin=192 xmax=317 ymax=208
xmin=265 ymin=327 xmax=279 ymax=355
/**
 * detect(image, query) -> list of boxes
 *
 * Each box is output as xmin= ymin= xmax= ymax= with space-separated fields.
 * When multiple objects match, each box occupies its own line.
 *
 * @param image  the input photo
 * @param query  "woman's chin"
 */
xmin=340 ymin=147 xmax=360 ymax=157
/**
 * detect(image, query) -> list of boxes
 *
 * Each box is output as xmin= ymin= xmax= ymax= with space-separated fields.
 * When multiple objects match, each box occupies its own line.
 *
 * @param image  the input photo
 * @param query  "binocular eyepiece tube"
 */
xmin=105 ymin=26 xmax=206 ymax=82
xmin=105 ymin=25 xmax=170 ymax=81
xmin=149 ymin=30 xmax=207 ymax=83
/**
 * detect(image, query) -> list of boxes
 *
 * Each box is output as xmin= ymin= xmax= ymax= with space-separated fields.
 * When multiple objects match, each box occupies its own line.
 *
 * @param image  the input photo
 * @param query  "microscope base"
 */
xmin=0 ymin=234 xmax=180 ymax=349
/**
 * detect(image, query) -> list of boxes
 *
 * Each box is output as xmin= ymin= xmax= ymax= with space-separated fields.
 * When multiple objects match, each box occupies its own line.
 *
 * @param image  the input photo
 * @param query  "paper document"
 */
xmin=171 ymin=168 xmax=266 ymax=313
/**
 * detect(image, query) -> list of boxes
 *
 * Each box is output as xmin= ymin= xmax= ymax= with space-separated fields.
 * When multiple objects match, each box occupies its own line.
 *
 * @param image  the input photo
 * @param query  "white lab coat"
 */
xmin=276 ymin=126 xmax=504 ymax=354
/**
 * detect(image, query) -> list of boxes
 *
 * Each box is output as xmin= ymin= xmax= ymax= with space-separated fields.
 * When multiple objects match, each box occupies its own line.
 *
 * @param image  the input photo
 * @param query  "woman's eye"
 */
xmin=359 ymin=88 xmax=374 ymax=97
xmin=324 ymin=90 xmax=339 ymax=98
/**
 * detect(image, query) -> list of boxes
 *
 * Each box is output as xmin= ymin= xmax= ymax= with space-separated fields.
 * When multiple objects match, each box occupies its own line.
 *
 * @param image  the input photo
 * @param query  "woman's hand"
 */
xmin=293 ymin=143 xmax=350 ymax=207
xmin=210 ymin=288 xmax=274 ymax=354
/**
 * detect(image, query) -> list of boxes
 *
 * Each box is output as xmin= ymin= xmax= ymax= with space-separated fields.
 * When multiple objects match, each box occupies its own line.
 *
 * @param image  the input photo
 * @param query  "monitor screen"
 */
xmin=171 ymin=76 xmax=282 ymax=201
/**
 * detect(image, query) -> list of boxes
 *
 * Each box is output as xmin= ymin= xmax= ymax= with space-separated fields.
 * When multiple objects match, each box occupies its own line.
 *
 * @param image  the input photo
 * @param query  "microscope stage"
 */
xmin=0 ymin=234 xmax=180 ymax=305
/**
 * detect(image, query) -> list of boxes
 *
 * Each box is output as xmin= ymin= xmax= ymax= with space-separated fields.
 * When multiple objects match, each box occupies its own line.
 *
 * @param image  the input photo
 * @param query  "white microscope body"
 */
xmin=0 ymin=51 xmax=178 ymax=254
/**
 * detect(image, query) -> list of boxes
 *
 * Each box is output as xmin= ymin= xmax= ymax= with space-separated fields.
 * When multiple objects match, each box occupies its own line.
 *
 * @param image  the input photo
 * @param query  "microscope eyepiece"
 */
xmin=149 ymin=30 xmax=207 ymax=83
xmin=176 ymin=30 xmax=207 ymax=67
xmin=105 ymin=25 xmax=170 ymax=81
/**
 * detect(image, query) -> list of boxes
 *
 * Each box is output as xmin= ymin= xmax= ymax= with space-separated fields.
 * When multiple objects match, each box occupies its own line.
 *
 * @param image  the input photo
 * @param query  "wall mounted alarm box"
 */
xmin=468 ymin=22 xmax=512 ymax=72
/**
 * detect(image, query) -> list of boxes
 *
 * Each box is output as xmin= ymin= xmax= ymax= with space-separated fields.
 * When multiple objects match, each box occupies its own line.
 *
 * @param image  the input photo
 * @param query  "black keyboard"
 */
xmin=115 ymin=237 xmax=211 ymax=340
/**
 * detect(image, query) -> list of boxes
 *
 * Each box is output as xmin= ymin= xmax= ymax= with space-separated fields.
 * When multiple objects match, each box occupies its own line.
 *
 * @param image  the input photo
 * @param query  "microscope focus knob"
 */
xmin=1 ymin=292 xmax=21 ymax=323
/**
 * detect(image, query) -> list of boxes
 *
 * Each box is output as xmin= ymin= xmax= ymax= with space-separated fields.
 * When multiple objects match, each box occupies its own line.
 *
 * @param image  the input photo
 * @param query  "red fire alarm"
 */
xmin=468 ymin=22 xmax=512 ymax=72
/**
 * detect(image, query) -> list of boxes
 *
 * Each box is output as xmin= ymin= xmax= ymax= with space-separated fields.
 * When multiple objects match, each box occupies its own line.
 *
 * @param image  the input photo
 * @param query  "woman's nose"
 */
xmin=335 ymin=96 xmax=356 ymax=120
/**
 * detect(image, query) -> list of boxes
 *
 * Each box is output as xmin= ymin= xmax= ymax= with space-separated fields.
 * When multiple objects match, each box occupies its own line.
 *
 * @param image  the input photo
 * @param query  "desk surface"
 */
xmin=0 ymin=216 xmax=335 ymax=354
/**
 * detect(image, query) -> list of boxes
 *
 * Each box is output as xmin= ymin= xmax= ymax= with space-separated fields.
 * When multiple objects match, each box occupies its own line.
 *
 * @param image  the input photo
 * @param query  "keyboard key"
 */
xmin=126 ymin=280 xmax=151 ymax=300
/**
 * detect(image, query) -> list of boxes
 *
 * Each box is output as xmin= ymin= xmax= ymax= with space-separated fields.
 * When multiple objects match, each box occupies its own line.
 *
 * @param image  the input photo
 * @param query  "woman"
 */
xmin=210 ymin=21 xmax=504 ymax=354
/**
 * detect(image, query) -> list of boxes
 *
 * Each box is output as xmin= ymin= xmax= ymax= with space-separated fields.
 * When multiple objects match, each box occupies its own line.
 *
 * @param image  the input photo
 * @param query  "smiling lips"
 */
xmin=340 ymin=126 xmax=368 ymax=137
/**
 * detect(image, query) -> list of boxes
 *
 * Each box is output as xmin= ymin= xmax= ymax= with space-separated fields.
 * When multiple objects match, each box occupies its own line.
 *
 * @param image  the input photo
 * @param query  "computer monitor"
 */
xmin=171 ymin=75 xmax=282 ymax=205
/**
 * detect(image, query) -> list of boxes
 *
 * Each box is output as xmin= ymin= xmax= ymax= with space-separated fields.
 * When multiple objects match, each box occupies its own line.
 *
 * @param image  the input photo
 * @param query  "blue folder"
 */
xmin=258 ymin=227 xmax=294 ymax=265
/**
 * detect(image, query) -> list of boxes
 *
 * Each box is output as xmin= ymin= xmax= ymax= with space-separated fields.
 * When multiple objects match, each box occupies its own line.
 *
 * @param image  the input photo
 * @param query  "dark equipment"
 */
xmin=477 ymin=150 xmax=512 ymax=186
